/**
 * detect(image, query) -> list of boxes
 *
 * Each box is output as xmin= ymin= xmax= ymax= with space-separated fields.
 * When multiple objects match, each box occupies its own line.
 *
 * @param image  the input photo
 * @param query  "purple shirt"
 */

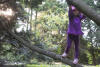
xmin=67 ymin=8 xmax=85 ymax=35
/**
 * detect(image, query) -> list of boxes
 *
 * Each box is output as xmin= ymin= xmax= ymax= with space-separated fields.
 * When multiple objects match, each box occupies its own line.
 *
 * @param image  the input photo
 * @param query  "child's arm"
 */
xmin=68 ymin=5 xmax=74 ymax=20
xmin=79 ymin=13 xmax=86 ymax=20
xmin=65 ymin=0 xmax=74 ymax=20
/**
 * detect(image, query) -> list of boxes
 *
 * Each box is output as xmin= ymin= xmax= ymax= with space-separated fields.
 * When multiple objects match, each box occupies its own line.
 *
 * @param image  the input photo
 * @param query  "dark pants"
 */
xmin=65 ymin=34 xmax=79 ymax=59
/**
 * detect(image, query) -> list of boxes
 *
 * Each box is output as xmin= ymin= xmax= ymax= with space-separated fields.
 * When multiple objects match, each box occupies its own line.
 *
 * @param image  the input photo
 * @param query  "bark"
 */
xmin=8 ymin=31 xmax=83 ymax=67
xmin=66 ymin=0 xmax=100 ymax=26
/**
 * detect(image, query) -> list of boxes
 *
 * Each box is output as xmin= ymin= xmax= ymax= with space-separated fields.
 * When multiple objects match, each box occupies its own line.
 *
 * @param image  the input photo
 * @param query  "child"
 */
xmin=61 ymin=5 xmax=86 ymax=64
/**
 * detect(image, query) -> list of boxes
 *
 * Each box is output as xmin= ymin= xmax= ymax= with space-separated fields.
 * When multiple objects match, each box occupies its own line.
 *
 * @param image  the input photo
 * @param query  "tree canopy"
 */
xmin=0 ymin=0 xmax=100 ymax=67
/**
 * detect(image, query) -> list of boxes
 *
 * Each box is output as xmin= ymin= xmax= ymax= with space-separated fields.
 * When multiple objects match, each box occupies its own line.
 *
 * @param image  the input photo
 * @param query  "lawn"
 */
xmin=26 ymin=64 xmax=70 ymax=67
xmin=26 ymin=64 xmax=100 ymax=67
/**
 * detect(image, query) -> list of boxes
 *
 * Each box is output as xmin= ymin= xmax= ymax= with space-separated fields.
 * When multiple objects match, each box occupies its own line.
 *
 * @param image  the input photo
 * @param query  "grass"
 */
xmin=26 ymin=64 xmax=70 ymax=67
xmin=84 ymin=65 xmax=100 ymax=67
xmin=26 ymin=64 xmax=100 ymax=67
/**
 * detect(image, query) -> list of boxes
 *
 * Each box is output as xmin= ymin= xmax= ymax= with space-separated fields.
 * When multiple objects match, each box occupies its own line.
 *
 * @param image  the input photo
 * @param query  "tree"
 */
xmin=0 ymin=0 xmax=100 ymax=66
xmin=81 ymin=0 xmax=100 ymax=64
xmin=8 ymin=31 xmax=83 ymax=67
xmin=66 ymin=0 xmax=100 ymax=26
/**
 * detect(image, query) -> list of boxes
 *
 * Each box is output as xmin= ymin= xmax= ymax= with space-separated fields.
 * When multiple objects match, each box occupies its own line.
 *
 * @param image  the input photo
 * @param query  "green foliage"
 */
xmin=87 ymin=51 xmax=93 ymax=64
xmin=29 ymin=0 xmax=69 ymax=56
xmin=0 ymin=0 xmax=100 ymax=65
xmin=19 ymin=0 xmax=43 ymax=8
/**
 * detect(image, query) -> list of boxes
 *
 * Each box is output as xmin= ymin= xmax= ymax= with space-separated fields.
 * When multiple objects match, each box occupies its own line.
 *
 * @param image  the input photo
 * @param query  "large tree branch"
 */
xmin=66 ymin=0 xmax=100 ymax=26
xmin=7 ymin=31 xmax=83 ymax=67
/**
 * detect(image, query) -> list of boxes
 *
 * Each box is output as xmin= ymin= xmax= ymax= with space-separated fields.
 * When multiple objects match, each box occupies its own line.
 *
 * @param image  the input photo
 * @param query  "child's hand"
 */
xmin=80 ymin=13 xmax=83 ymax=16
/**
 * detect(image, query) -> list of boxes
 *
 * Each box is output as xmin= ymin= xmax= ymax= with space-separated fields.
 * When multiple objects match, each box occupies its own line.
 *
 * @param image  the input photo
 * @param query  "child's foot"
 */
xmin=73 ymin=58 xmax=78 ymax=64
xmin=61 ymin=52 xmax=67 ymax=58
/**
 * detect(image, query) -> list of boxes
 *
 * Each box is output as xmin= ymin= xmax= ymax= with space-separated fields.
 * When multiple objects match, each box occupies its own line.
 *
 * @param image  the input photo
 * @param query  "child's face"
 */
xmin=73 ymin=9 xmax=79 ymax=16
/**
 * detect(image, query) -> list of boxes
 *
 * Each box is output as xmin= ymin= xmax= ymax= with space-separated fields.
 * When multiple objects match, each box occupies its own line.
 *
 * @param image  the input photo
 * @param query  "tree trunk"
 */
xmin=8 ymin=31 xmax=83 ymax=67
xmin=66 ymin=0 xmax=100 ymax=26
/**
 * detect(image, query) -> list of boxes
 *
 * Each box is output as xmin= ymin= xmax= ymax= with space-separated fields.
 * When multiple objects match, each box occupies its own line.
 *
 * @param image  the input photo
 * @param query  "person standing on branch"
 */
xmin=61 ymin=0 xmax=86 ymax=64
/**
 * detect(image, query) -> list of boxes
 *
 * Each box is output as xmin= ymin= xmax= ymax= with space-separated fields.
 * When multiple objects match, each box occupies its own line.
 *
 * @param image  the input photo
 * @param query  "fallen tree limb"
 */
xmin=66 ymin=0 xmax=100 ymax=26
xmin=7 ymin=31 xmax=83 ymax=67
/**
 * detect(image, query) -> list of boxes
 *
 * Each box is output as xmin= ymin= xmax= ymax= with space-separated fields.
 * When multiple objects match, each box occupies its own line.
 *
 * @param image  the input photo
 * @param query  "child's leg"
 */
xmin=65 ymin=34 xmax=73 ymax=54
xmin=74 ymin=35 xmax=79 ymax=59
